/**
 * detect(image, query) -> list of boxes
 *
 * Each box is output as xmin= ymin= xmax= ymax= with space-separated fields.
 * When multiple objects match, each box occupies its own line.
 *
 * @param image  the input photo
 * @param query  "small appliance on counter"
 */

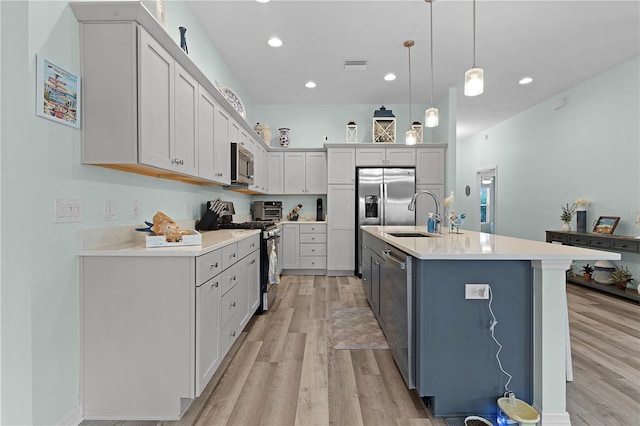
xmin=316 ymin=198 xmax=323 ymax=221
xmin=252 ymin=201 xmax=283 ymax=221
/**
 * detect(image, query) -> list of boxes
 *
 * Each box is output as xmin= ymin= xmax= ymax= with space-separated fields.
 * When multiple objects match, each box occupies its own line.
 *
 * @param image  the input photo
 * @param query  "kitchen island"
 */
xmin=361 ymin=226 xmax=620 ymax=425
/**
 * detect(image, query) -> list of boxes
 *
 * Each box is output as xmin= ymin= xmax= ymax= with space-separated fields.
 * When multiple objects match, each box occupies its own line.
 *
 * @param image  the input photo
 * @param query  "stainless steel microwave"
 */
xmin=230 ymin=142 xmax=254 ymax=185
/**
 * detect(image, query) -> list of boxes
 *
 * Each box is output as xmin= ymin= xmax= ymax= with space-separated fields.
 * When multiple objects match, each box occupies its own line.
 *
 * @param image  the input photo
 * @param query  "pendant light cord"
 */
xmin=472 ymin=0 xmax=477 ymax=68
xmin=429 ymin=1 xmax=434 ymax=107
xmin=408 ymin=44 xmax=412 ymax=128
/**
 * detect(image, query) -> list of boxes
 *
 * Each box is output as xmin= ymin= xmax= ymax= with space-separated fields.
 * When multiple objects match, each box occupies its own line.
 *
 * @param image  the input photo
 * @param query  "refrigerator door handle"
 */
xmin=382 ymin=183 xmax=388 ymax=225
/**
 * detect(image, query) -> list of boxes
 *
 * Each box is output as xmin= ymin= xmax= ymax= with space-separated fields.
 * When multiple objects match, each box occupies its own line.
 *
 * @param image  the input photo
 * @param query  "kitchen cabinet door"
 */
xmin=213 ymin=107 xmax=231 ymax=184
xmin=327 ymin=184 xmax=355 ymax=272
xmin=235 ymin=259 xmax=250 ymax=330
xmin=138 ymin=28 xmax=173 ymax=170
xmin=385 ymin=148 xmax=416 ymax=166
xmin=195 ymin=276 xmax=220 ymax=396
xmin=305 ymin=152 xmax=327 ymax=194
xmin=198 ymin=87 xmax=217 ymax=182
xmin=246 ymin=250 xmax=260 ymax=315
xmin=327 ymin=148 xmax=355 ymax=184
xmin=416 ymin=147 xmax=445 ymax=185
xmin=361 ymin=246 xmax=372 ymax=302
xmin=356 ymin=148 xmax=386 ymax=166
xmin=281 ymin=224 xmax=300 ymax=270
xmin=173 ymin=62 xmax=199 ymax=175
xmin=268 ymin=152 xmax=284 ymax=194
xmin=284 ymin=152 xmax=306 ymax=194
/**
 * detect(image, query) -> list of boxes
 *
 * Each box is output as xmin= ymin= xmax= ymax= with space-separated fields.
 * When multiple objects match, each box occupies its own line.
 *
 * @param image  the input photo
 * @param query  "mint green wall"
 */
xmin=455 ymin=56 xmax=639 ymax=276
xmin=253 ymin=103 xmax=434 ymax=147
xmin=0 ymin=1 xmax=252 ymax=424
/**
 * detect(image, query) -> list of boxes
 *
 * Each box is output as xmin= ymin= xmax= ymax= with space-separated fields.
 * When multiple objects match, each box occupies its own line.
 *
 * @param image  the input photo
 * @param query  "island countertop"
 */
xmin=362 ymin=225 xmax=621 ymax=261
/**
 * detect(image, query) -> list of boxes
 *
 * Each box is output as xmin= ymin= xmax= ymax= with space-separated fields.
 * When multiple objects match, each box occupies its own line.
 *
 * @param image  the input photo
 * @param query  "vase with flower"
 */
xmin=560 ymin=203 xmax=576 ymax=231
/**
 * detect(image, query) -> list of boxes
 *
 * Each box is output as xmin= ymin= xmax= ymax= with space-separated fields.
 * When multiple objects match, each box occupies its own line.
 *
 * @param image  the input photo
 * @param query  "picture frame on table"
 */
xmin=593 ymin=216 xmax=620 ymax=234
xmin=36 ymin=55 xmax=81 ymax=128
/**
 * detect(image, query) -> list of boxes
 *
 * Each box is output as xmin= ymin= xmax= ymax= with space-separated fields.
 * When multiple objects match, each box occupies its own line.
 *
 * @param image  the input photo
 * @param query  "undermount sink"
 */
xmin=388 ymin=232 xmax=435 ymax=238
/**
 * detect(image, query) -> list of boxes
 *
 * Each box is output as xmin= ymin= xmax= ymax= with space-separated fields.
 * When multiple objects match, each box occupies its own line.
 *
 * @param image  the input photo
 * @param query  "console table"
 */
xmin=546 ymin=230 xmax=640 ymax=302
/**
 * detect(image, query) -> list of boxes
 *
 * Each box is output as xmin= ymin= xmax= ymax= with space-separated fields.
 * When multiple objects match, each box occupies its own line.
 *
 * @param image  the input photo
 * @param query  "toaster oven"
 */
xmin=253 ymin=201 xmax=283 ymax=221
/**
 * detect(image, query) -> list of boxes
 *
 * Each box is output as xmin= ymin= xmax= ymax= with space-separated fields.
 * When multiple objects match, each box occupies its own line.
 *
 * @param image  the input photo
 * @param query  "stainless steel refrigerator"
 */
xmin=357 ymin=168 xmax=416 ymax=274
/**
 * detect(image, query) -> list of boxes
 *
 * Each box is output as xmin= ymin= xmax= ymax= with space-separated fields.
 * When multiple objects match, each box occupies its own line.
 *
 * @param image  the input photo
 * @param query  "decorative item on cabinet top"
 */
xmin=279 ymin=128 xmax=291 ymax=147
xmin=220 ymin=87 xmax=246 ymax=119
xmin=346 ymin=121 xmax=357 ymax=143
xmin=178 ymin=27 xmax=188 ymax=54
xmin=254 ymin=122 xmax=272 ymax=144
xmin=372 ymin=105 xmax=396 ymax=143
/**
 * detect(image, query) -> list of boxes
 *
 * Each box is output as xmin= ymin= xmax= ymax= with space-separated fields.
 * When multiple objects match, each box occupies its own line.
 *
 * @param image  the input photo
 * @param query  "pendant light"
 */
xmin=404 ymin=40 xmax=417 ymax=145
xmin=425 ymin=0 xmax=438 ymax=128
xmin=464 ymin=0 xmax=484 ymax=96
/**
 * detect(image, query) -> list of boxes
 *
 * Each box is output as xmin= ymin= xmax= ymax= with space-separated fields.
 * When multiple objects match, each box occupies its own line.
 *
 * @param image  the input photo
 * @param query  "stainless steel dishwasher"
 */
xmin=380 ymin=245 xmax=415 ymax=389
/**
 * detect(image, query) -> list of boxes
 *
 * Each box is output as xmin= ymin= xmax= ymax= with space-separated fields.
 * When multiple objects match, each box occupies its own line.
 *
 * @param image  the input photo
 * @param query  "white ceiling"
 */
xmin=186 ymin=0 xmax=640 ymax=140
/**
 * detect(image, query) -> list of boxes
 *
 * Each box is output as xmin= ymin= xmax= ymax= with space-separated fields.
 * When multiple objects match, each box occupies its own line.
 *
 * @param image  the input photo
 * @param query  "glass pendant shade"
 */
xmin=405 ymin=129 xmax=417 ymax=145
xmin=425 ymin=107 xmax=439 ymax=128
xmin=464 ymin=67 xmax=484 ymax=96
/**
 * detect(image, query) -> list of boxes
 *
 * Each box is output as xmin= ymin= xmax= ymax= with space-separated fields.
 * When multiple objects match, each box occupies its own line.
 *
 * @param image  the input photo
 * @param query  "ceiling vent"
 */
xmin=344 ymin=59 xmax=368 ymax=71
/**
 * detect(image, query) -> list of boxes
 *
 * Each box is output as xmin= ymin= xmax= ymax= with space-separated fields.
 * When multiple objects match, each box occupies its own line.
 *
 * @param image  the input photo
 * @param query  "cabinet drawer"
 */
xmin=221 ymin=242 xmax=238 ymax=270
xmin=221 ymin=284 xmax=239 ymax=326
xmin=300 ymin=233 xmax=327 ymax=243
xmin=221 ymin=264 xmax=240 ymax=296
xmin=568 ymin=235 xmax=587 ymax=245
xmin=196 ymin=249 xmax=222 ymax=285
xmin=587 ymin=238 xmax=611 ymax=249
xmin=547 ymin=232 xmax=568 ymax=243
xmin=611 ymin=240 xmax=640 ymax=252
xmin=221 ymin=311 xmax=239 ymax=355
xmin=238 ymin=234 xmax=260 ymax=259
xmin=299 ymin=256 xmax=326 ymax=269
xmin=300 ymin=243 xmax=327 ymax=257
xmin=299 ymin=224 xmax=326 ymax=234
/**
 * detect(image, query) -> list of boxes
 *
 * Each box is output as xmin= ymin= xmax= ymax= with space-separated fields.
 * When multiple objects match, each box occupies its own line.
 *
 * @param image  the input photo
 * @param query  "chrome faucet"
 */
xmin=408 ymin=190 xmax=442 ymax=234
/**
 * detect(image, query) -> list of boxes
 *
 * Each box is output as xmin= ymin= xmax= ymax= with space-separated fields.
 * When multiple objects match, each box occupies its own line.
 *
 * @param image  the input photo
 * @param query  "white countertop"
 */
xmin=78 ymin=229 xmax=261 ymax=257
xmin=362 ymin=226 xmax=621 ymax=261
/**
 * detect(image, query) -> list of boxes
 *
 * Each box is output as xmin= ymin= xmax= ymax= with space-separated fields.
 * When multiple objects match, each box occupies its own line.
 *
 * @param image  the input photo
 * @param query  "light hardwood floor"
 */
xmin=82 ymin=278 xmax=639 ymax=426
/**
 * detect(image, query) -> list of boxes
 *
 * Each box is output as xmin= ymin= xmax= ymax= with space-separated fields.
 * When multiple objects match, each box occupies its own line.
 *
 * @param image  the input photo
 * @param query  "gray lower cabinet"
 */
xmin=80 ymin=234 xmax=260 ymax=420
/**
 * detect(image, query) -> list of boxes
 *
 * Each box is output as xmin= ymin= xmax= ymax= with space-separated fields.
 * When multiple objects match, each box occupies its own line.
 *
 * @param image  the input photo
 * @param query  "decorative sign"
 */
xmin=36 ymin=55 xmax=81 ymax=128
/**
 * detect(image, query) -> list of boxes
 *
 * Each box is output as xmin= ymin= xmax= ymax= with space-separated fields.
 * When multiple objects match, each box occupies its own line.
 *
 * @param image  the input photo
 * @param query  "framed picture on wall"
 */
xmin=36 ymin=55 xmax=81 ymax=128
xmin=593 ymin=216 xmax=620 ymax=234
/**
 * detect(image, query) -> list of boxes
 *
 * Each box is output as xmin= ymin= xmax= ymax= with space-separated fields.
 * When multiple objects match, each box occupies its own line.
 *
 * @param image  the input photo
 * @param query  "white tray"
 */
xmin=145 ymin=230 xmax=202 ymax=248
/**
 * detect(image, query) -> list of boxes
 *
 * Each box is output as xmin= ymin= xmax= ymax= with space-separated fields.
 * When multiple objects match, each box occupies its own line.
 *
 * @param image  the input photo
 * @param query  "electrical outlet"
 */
xmin=465 ymin=283 xmax=490 ymax=299
xmin=131 ymin=201 xmax=140 ymax=219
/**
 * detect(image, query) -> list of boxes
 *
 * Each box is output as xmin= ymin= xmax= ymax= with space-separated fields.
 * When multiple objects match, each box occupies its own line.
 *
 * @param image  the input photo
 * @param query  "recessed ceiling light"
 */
xmin=267 ymin=37 xmax=283 ymax=48
xmin=519 ymin=77 xmax=533 ymax=85
xmin=256 ymin=0 xmax=270 ymax=3
xmin=305 ymin=81 xmax=317 ymax=88
xmin=384 ymin=73 xmax=396 ymax=81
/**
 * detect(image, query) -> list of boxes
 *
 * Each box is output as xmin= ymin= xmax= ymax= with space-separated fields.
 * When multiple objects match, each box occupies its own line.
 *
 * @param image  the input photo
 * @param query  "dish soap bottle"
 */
xmin=427 ymin=212 xmax=435 ymax=233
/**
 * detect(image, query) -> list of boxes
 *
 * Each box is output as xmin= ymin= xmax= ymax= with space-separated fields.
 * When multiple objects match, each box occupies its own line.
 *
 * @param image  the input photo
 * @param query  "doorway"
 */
xmin=476 ymin=167 xmax=497 ymax=233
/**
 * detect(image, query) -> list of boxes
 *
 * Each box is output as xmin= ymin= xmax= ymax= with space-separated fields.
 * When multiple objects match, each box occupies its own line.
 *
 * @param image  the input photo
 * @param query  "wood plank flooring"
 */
xmin=81 ymin=278 xmax=640 ymax=426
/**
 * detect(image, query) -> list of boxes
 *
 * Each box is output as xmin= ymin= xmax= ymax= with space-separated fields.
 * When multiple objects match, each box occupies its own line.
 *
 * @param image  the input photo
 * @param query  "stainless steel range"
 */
xmin=219 ymin=220 xmax=280 ymax=313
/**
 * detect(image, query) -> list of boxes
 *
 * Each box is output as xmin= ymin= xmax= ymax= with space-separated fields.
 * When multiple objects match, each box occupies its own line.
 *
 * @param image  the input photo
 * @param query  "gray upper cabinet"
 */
xmin=72 ymin=2 xmax=259 ymax=186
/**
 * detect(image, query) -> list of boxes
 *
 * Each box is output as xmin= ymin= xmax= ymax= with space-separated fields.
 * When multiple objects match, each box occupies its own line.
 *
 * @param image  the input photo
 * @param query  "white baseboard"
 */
xmin=57 ymin=404 xmax=83 ymax=426
xmin=540 ymin=410 xmax=571 ymax=425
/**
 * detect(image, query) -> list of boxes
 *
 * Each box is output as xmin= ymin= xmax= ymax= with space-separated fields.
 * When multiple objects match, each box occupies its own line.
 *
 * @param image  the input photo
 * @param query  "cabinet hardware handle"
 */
xmin=211 ymin=281 xmax=219 ymax=288
xmin=232 ymin=253 xmax=236 ymax=258
xmin=374 ymin=261 xmax=380 ymax=265
xmin=172 ymin=158 xmax=184 ymax=165
xmin=363 ymin=278 xmax=367 ymax=281
xmin=230 ymin=302 xmax=236 ymax=307
xmin=232 ymin=275 xmax=236 ymax=281
xmin=230 ymin=331 xmax=236 ymax=337
xmin=250 ymin=259 xmax=256 ymax=264
xmin=211 ymin=262 xmax=218 ymax=268
xmin=312 ymin=249 xmax=315 ymax=252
